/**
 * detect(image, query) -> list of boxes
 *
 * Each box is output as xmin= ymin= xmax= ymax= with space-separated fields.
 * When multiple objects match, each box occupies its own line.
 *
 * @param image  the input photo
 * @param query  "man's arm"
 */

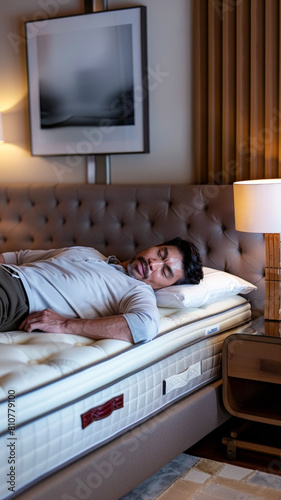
xmin=19 ymin=309 xmax=134 ymax=343
xmin=0 ymin=248 xmax=69 ymax=266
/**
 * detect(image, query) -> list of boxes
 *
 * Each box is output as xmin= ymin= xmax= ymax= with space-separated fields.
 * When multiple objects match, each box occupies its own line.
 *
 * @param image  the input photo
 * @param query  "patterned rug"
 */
xmin=121 ymin=453 xmax=281 ymax=499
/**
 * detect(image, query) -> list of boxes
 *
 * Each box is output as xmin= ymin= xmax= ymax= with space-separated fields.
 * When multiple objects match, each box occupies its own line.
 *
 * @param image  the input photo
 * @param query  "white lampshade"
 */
xmin=0 ymin=113 xmax=3 ymax=143
xmin=233 ymin=179 xmax=281 ymax=233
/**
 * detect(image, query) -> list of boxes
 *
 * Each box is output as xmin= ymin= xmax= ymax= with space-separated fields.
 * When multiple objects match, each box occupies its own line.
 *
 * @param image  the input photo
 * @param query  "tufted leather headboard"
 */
xmin=0 ymin=183 xmax=265 ymax=315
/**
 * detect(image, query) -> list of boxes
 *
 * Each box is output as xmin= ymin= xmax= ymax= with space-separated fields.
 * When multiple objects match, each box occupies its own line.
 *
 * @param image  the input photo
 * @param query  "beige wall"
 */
xmin=0 ymin=0 xmax=194 ymax=184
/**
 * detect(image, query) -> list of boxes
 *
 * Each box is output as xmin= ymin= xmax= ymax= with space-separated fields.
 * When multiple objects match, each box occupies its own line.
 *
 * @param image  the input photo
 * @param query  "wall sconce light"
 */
xmin=0 ymin=113 xmax=4 ymax=143
xmin=233 ymin=179 xmax=281 ymax=335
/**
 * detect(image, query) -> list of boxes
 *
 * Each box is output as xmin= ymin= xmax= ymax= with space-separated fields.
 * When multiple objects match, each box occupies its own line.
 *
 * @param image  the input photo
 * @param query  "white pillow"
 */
xmin=155 ymin=267 xmax=256 ymax=309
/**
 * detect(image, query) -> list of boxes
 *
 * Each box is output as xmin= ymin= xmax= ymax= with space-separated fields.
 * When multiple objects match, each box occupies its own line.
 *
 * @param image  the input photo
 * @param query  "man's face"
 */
xmin=126 ymin=245 xmax=184 ymax=289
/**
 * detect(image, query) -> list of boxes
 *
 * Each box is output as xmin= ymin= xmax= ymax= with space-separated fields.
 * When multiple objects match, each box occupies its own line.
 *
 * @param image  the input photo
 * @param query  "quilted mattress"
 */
xmin=0 ymin=295 xmax=251 ymax=499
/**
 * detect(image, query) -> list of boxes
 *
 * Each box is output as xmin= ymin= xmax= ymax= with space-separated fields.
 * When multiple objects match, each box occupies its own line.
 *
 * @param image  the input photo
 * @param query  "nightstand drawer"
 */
xmin=227 ymin=337 xmax=281 ymax=384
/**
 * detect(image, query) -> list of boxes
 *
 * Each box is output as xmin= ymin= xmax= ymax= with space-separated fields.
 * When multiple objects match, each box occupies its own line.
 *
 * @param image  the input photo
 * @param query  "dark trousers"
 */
xmin=0 ymin=267 xmax=29 ymax=331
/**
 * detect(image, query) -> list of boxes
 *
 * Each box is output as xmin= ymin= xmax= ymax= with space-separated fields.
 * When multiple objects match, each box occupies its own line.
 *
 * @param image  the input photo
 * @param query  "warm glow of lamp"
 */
xmin=233 ymin=179 xmax=281 ymax=325
xmin=0 ymin=113 xmax=4 ymax=143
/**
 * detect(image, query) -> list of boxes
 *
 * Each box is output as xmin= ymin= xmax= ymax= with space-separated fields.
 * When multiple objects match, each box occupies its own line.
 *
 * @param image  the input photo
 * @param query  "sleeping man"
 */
xmin=0 ymin=237 xmax=203 ymax=343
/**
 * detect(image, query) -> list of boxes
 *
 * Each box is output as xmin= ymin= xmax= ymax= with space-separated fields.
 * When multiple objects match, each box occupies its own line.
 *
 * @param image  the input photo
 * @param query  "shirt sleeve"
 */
xmin=120 ymin=285 xmax=160 ymax=343
xmin=2 ymin=248 xmax=68 ymax=266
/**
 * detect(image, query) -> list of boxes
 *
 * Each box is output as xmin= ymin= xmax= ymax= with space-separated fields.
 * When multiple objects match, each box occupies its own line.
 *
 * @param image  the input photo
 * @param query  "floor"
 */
xmin=186 ymin=416 xmax=281 ymax=476
xmin=121 ymin=417 xmax=281 ymax=499
xmin=155 ymin=455 xmax=281 ymax=500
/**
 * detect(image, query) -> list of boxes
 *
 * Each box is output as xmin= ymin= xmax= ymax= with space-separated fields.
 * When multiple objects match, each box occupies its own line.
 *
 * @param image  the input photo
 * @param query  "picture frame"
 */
xmin=25 ymin=7 xmax=149 ymax=156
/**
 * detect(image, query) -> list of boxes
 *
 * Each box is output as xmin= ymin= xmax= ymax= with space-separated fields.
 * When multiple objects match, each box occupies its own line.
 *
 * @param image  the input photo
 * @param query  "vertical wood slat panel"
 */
xmin=250 ymin=0 xmax=265 ymax=179
xmin=194 ymin=0 xmax=281 ymax=184
xmin=208 ymin=0 xmax=222 ymax=183
xmin=265 ymin=0 xmax=279 ymax=178
xmin=222 ymin=3 xmax=236 ymax=184
xmin=194 ymin=0 xmax=209 ymax=184
xmin=236 ymin=0 xmax=250 ymax=180
xmin=279 ymin=4 xmax=281 ymax=177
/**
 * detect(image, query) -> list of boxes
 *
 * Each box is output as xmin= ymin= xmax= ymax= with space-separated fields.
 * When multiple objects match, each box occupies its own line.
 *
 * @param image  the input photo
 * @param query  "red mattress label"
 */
xmin=81 ymin=394 xmax=124 ymax=429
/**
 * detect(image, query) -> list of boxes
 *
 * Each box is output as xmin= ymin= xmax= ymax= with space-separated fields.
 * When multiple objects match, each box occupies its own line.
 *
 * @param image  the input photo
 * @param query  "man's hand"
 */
xmin=19 ymin=309 xmax=134 ymax=343
xmin=19 ymin=309 xmax=68 ymax=333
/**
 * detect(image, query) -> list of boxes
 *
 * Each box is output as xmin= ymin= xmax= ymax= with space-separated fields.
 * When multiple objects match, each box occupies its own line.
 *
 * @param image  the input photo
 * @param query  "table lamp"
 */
xmin=0 ymin=113 xmax=4 ymax=143
xmin=233 ymin=179 xmax=281 ymax=330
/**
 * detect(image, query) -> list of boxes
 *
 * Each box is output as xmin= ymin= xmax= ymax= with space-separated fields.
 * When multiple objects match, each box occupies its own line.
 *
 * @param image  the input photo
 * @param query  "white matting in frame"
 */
xmin=26 ymin=7 xmax=149 ymax=156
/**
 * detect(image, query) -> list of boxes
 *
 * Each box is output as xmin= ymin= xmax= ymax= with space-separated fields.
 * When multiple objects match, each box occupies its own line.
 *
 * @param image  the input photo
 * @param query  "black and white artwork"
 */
xmin=26 ymin=7 xmax=148 ymax=155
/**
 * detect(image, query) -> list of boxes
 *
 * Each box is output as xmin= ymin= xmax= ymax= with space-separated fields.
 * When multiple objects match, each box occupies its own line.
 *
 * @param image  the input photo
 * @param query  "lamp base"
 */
xmin=264 ymin=320 xmax=281 ymax=337
xmin=264 ymin=233 xmax=281 ymax=321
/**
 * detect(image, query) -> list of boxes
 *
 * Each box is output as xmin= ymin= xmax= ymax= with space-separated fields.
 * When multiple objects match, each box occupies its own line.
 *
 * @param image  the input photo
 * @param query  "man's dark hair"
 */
xmin=162 ymin=237 xmax=203 ymax=285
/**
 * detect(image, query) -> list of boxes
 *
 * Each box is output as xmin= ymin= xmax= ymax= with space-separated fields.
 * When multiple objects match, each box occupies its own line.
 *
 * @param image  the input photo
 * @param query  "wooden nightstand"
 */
xmin=222 ymin=317 xmax=281 ymax=459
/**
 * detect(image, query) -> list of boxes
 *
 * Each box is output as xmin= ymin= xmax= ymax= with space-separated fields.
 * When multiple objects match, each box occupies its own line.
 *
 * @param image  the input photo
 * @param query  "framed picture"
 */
xmin=25 ymin=7 xmax=149 ymax=156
